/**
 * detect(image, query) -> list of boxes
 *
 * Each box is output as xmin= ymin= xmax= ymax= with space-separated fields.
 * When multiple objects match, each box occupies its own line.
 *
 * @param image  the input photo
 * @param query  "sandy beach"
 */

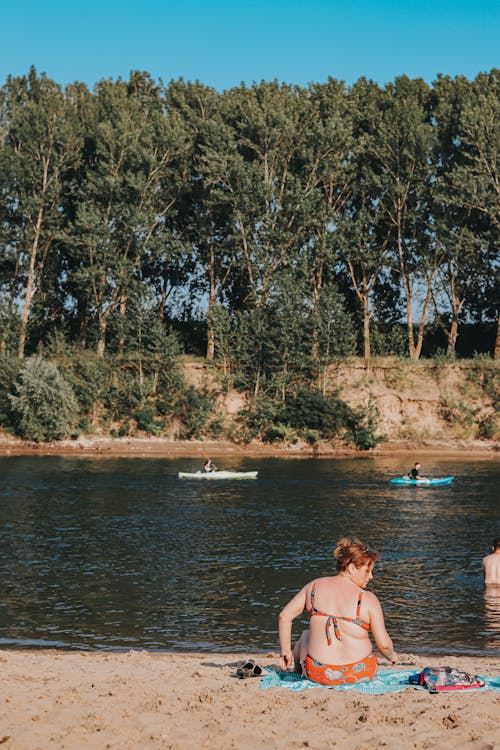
xmin=1 ymin=650 xmax=498 ymax=749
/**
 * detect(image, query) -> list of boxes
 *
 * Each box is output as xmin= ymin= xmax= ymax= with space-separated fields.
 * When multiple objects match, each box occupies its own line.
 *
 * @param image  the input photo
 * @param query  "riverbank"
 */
xmin=1 ymin=650 xmax=499 ymax=749
xmin=0 ymin=433 xmax=498 ymax=458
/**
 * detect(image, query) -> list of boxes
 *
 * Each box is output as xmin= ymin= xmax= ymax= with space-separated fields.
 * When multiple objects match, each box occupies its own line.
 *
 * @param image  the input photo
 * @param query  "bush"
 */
xmin=262 ymin=423 xmax=288 ymax=443
xmin=241 ymin=388 xmax=384 ymax=449
xmin=345 ymin=399 xmax=385 ymax=450
xmin=175 ymin=386 xmax=214 ymax=439
xmin=304 ymin=430 xmax=320 ymax=445
xmin=132 ymin=404 xmax=162 ymax=435
xmin=9 ymin=356 xmax=80 ymax=442
xmin=241 ymin=395 xmax=282 ymax=439
xmin=0 ymin=354 xmax=21 ymax=428
xmin=280 ymin=389 xmax=355 ymax=439
xmin=439 ymin=397 xmax=478 ymax=428
xmin=477 ymin=413 xmax=499 ymax=440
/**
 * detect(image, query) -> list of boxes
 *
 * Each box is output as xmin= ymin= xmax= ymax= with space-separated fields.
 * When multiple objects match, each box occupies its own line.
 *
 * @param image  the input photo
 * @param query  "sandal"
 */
xmin=236 ymin=660 xmax=265 ymax=679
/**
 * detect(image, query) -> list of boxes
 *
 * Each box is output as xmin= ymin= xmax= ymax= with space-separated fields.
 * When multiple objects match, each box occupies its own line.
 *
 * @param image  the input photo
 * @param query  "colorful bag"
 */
xmin=409 ymin=666 xmax=485 ymax=693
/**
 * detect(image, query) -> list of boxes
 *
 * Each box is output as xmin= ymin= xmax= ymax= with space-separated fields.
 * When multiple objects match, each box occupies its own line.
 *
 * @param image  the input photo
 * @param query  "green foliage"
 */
xmin=303 ymin=430 xmax=320 ymax=445
xmin=370 ymin=325 xmax=407 ymax=357
xmin=467 ymin=354 xmax=499 ymax=399
xmin=9 ymin=356 xmax=79 ymax=442
xmin=0 ymin=70 xmax=497 ymax=364
xmin=240 ymin=395 xmax=281 ymax=439
xmin=174 ymin=385 xmax=215 ymax=439
xmin=132 ymin=404 xmax=162 ymax=435
xmin=439 ymin=397 xmax=478 ymax=428
xmin=345 ymin=399 xmax=385 ymax=450
xmin=262 ymin=423 xmax=289 ymax=443
xmin=477 ymin=413 xmax=499 ymax=441
xmin=204 ymin=416 xmax=226 ymax=439
xmin=432 ymin=350 xmax=458 ymax=366
xmin=280 ymin=389 xmax=346 ymax=436
xmin=0 ymin=354 xmax=20 ymax=427
xmin=240 ymin=387 xmax=383 ymax=449
xmin=62 ymin=350 xmax=112 ymax=416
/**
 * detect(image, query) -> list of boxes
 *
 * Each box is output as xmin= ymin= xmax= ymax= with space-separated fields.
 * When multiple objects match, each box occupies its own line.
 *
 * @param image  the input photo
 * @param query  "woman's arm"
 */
xmin=365 ymin=592 xmax=398 ymax=664
xmin=278 ymin=585 xmax=308 ymax=670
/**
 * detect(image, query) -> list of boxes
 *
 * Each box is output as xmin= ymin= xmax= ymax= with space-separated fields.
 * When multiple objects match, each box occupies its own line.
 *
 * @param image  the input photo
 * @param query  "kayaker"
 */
xmin=483 ymin=540 xmax=500 ymax=585
xmin=408 ymin=462 xmax=427 ymax=480
xmin=203 ymin=458 xmax=217 ymax=473
xmin=278 ymin=538 xmax=397 ymax=686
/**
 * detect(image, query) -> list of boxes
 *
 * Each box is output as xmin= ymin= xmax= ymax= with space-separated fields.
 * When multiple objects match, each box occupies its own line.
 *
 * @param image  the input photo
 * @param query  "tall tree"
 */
xmin=68 ymin=72 xmax=188 ymax=356
xmin=0 ymin=68 xmax=81 ymax=357
xmin=223 ymin=81 xmax=316 ymax=308
xmin=167 ymin=81 xmax=238 ymax=360
xmin=430 ymin=74 xmax=494 ymax=353
xmin=373 ymin=76 xmax=437 ymax=359
xmin=338 ymin=78 xmax=394 ymax=360
xmin=297 ymin=78 xmax=354 ymax=367
xmin=445 ymin=70 xmax=500 ymax=357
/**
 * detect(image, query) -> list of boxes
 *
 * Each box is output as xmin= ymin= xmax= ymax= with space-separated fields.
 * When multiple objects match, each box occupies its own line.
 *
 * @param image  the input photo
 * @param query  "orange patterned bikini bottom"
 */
xmin=304 ymin=652 xmax=378 ymax=686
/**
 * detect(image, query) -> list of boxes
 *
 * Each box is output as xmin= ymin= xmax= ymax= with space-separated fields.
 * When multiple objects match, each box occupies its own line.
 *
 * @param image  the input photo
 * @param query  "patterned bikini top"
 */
xmin=307 ymin=579 xmax=370 ymax=645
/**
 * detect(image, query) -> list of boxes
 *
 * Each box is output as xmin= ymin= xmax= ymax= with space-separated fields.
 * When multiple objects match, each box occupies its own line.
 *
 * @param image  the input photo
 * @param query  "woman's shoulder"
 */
xmin=361 ymin=588 xmax=382 ymax=608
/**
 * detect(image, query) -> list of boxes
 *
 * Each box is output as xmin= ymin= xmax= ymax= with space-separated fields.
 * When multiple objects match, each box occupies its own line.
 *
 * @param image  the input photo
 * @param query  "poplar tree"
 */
xmin=0 ymin=68 xmax=80 ymax=358
xmin=339 ymin=78 xmax=393 ymax=360
xmin=431 ymin=74 xmax=492 ymax=354
xmin=447 ymin=70 xmax=500 ymax=357
xmin=167 ymin=81 xmax=238 ymax=360
xmin=372 ymin=77 xmax=437 ymax=359
xmin=68 ymin=72 xmax=188 ymax=356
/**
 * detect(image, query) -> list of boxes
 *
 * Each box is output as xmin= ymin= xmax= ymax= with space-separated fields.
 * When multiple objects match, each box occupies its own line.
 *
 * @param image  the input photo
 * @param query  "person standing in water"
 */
xmin=278 ymin=538 xmax=397 ymax=686
xmin=483 ymin=540 xmax=500 ymax=585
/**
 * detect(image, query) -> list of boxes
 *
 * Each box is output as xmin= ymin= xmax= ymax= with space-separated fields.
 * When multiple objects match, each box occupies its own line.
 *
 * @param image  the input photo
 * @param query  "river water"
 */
xmin=0 ymin=455 xmax=498 ymax=656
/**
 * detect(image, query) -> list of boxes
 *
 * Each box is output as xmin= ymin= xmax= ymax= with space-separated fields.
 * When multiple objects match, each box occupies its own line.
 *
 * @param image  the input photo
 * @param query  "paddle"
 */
xmin=202 ymin=452 xmax=217 ymax=472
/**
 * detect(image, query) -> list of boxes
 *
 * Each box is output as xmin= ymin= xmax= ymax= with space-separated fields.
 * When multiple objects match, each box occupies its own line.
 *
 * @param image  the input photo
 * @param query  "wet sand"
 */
xmin=0 ymin=434 xmax=497 ymax=458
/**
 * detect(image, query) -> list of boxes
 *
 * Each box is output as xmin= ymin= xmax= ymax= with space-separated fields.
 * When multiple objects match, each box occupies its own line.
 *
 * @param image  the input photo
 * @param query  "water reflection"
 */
xmin=0 ymin=455 xmax=498 ymax=655
xmin=484 ymin=585 xmax=500 ymax=649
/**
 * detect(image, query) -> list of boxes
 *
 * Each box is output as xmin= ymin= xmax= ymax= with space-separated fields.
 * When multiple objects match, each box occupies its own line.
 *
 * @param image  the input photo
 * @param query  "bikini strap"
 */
xmin=308 ymin=580 xmax=317 ymax=613
xmin=356 ymin=590 xmax=364 ymax=620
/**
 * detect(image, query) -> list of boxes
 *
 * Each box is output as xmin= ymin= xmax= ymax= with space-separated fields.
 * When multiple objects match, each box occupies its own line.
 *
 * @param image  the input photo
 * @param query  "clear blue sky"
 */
xmin=3 ymin=0 xmax=498 ymax=90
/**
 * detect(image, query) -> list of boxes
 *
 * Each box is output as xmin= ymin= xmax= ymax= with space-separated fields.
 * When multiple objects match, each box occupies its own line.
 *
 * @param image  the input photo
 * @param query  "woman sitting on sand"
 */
xmin=278 ymin=538 xmax=397 ymax=685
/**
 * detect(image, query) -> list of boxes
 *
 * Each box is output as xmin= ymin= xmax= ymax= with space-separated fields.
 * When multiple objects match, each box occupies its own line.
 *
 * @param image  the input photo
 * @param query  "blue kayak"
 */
xmin=390 ymin=476 xmax=455 ymax=486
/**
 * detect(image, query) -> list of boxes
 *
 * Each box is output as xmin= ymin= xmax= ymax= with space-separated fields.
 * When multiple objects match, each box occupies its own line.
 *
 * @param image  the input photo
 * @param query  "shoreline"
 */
xmin=1 ymin=643 xmax=499 ymax=660
xmin=0 ymin=434 xmax=498 ymax=459
xmin=2 ymin=649 xmax=499 ymax=749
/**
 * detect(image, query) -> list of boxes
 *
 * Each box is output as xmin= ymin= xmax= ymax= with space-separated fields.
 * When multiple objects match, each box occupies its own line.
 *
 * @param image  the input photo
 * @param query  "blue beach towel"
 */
xmin=260 ymin=669 xmax=500 ymax=694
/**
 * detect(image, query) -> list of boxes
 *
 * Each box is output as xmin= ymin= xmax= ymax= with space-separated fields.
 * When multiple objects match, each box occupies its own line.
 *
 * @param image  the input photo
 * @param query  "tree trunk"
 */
xmin=397 ymin=222 xmax=418 ymax=360
xmin=346 ymin=259 xmax=374 ymax=362
xmin=206 ymin=243 xmax=215 ymax=360
xmin=447 ymin=318 xmax=459 ymax=354
xmin=413 ymin=270 xmax=436 ymax=360
xmin=97 ymin=315 xmax=107 ymax=357
xmin=446 ymin=291 xmax=464 ymax=355
xmin=494 ymin=313 xmax=500 ymax=360
xmin=206 ymin=292 xmax=215 ymax=360
xmin=362 ymin=294 xmax=371 ymax=360
xmin=311 ymin=261 xmax=323 ymax=366
xmin=118 ymin=294 xmax=127 ymax=355
xmin=18 ymin=207 xmax=44 ymax=359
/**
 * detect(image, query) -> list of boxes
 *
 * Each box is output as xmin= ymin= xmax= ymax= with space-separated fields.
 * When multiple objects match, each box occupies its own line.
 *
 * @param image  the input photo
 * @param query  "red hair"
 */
xmin=334 ymin=538 xmax=379 ymax=571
